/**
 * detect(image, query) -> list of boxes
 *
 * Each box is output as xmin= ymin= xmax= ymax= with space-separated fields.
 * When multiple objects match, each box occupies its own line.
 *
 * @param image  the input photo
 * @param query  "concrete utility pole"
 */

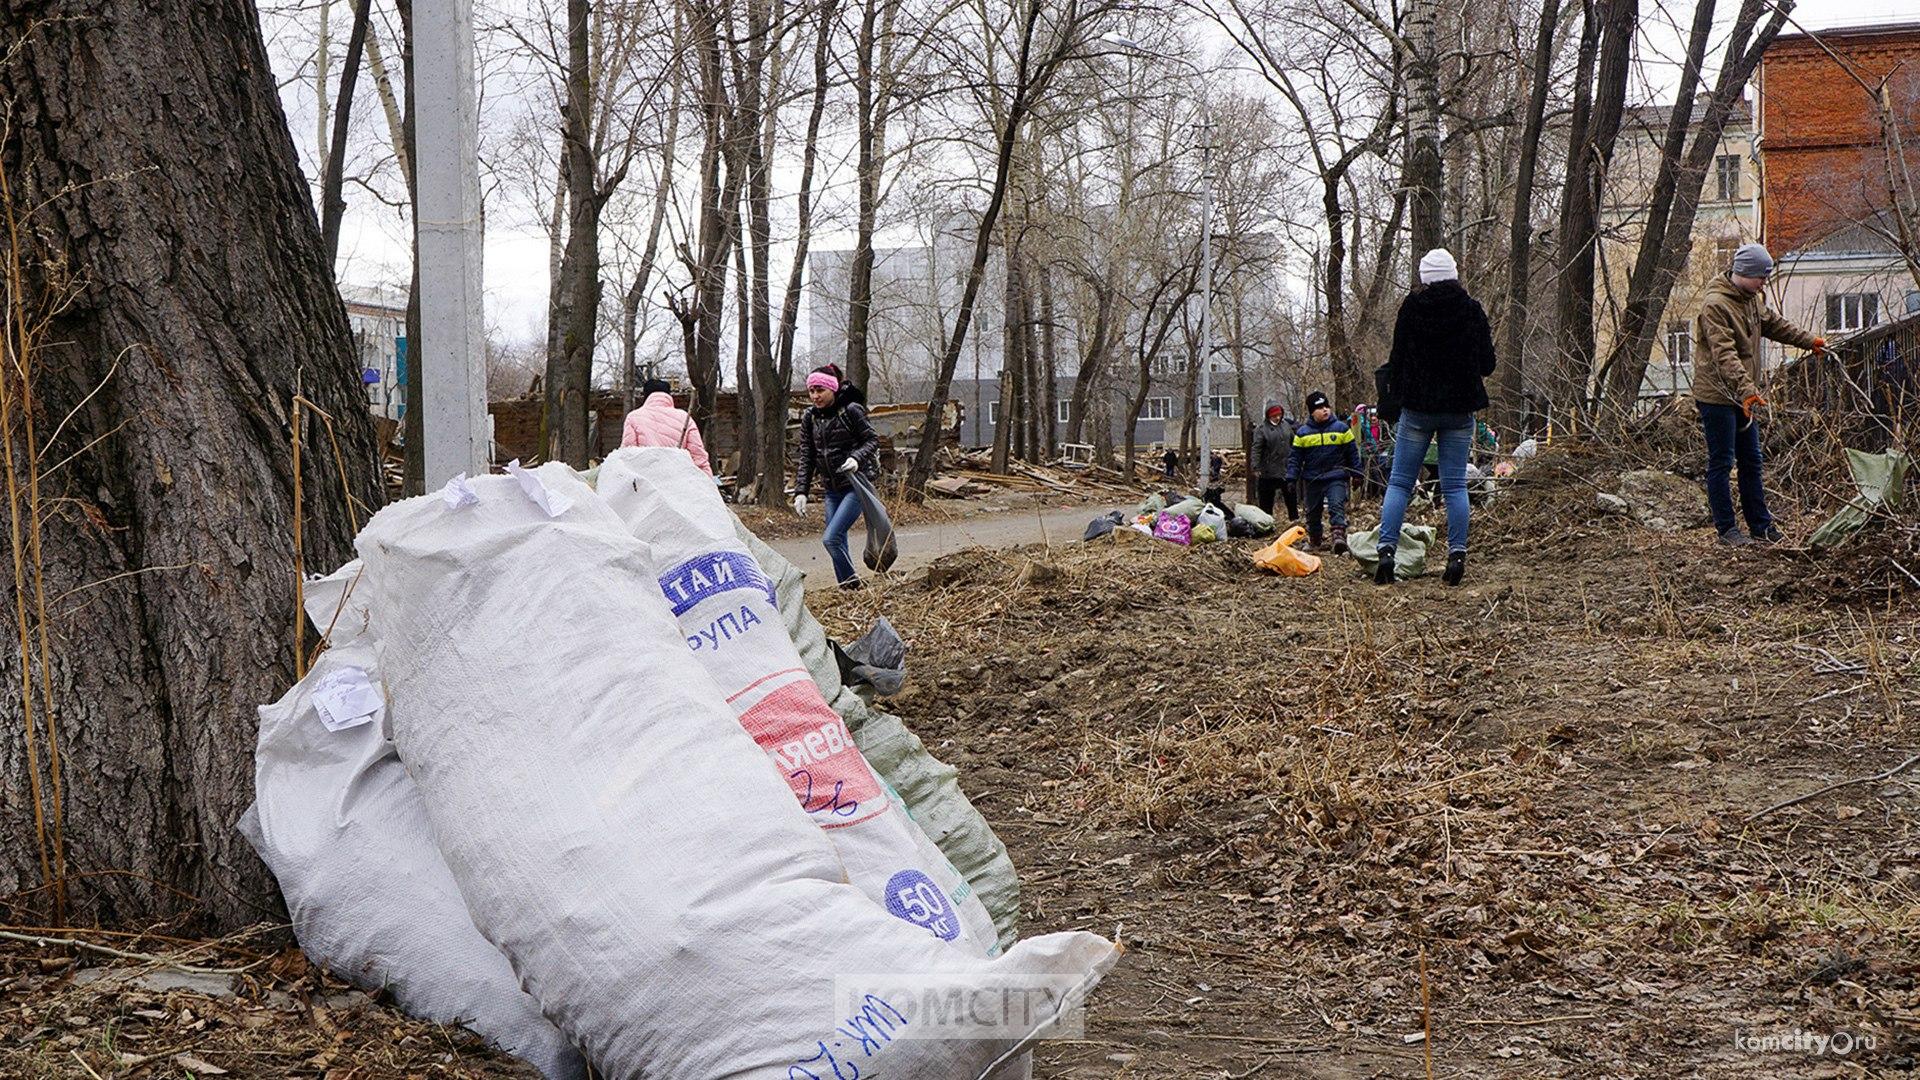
xmin=414 ymin=0 xmax=489 ymax=486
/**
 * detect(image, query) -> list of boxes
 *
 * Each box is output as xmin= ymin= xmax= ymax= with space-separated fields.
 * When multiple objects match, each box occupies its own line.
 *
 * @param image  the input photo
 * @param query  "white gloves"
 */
xmin=792 ymin=494 xmax=808 ymax=516
xmin=837 ymin=458 xmax=860 ymax=475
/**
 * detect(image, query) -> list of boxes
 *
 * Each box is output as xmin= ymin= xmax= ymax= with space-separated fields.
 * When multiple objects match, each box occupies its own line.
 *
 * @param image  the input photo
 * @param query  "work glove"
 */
xmin=1812 ymin=337 xmax=1828 ymax=357
xmin=837 ymin=458 xmax=860 ymax=475
xmin=792 ymin=493 xmax=808 ymax=516
xmin=1741 ymin=393 xmax=1768 ymax=427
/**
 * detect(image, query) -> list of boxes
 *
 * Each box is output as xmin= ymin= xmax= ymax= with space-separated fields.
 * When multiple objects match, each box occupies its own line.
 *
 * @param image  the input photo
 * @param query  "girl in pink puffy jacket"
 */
xmin=619 ymin=378 xmax=712 ymax=475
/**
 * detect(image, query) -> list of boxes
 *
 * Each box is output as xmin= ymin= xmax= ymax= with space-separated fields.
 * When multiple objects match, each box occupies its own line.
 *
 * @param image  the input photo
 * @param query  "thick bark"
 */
xmin=1601 ymin=0 xmax=1790 ymax=404
xmin=1064 ymin=276 xmax=1112 ymax=447
xmin=546 ymin=0 xmax=602 ymax=468
xmin=1037 ymin=267 xmax=1056 ymax=460
xmin=733 ymin=226 xmax=755 ymax=484
xmin=1496 ymin=0 xmax=1561 ymax=430
xmin=1550 ymin=0 xmax=1635 ymax=407
xmin=843 ymin=0 xmax=882 ymax=390
xmin=319 ymin=0 xmax=372 ymax=264
xmin=736 ymin=0 xmax=776 ymax=492
xmin=1405 ymin=0 xmax=1444 ymax=262
xmin=1 ymin=0 xmax=381 ymax=929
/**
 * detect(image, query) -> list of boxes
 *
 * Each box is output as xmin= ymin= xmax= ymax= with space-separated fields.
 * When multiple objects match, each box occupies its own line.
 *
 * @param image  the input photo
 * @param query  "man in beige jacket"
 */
xmin=1692 ymin=243 xmax=1826 ymax=546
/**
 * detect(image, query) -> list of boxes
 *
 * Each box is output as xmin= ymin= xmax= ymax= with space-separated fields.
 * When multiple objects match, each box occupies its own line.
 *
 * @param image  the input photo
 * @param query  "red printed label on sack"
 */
xmin=732 ymin=673 xmax=885 ymax=827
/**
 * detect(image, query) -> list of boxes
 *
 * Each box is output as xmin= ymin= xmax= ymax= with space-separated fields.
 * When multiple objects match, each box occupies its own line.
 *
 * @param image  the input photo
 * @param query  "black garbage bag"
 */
xmin=847 ymin=470 xmax=898 ymax=572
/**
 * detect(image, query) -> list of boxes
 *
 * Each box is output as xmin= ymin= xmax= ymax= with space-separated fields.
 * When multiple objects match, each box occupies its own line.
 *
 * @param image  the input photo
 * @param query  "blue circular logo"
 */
xmin=884 ymin=870 xmax=960 ymax=941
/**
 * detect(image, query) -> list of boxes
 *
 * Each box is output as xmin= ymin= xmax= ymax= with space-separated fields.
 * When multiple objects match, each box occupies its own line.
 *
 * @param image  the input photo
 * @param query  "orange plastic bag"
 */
xmin=1253 ymin=525 xmax=1322 ymax=577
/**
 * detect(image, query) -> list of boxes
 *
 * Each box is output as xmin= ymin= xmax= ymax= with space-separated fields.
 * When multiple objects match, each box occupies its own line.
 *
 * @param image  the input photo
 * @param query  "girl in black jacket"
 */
xmin=793 ymin=368 xmax=879 ymax=587
xmin=1373 ymin=248 xmax=1496 ymax=587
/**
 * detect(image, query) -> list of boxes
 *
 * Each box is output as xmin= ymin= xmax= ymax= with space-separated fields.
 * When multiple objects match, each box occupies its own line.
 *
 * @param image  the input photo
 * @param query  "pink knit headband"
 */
xmin=806 ymin=372 xmax=839 ymax=391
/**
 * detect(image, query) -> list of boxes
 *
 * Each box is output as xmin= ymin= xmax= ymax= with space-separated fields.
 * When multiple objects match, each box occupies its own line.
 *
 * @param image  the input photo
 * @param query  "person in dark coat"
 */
xmin=1285 ymin=391 xmax=1359 ymax=553
xmin=1250 ymin=403 xmax=1297 ymax=520
xmin=1161 ymin=447 xmax=1179 ymax=482
xmin=1373 ymin=248 xmax=1497 ymax=587
xmin=793 ymin=368 xmax=879 ymax=588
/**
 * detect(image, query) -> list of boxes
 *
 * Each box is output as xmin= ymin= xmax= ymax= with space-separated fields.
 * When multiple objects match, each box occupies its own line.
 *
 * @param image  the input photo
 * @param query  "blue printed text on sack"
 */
xmin=658 ymin=551 xmax=777 ymax=617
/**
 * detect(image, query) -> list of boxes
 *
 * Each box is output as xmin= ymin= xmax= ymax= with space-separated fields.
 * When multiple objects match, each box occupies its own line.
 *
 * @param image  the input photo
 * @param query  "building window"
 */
xmin=1714 ymin=237 xmax=1741 ymax=270
xmin=985 ymin=401 xmax=998 ymax=425
xmin=1055 ymin=400 xmax=1071 ymax=424
xmin=1170 ymin=354 xmax=1189 ymax=373
xmin=1139 ymin=396 xmax=1172 ymax=421
xmin=1665 ymin=322 xmax=1692 ymax=368
xmin=1826 ymin=293 xmax=1880 ymax=333
xmin=1715 ymin=154 xmax=1742 ymax=202
xmin=1206 ymin=394 xmax=1239 ymax=418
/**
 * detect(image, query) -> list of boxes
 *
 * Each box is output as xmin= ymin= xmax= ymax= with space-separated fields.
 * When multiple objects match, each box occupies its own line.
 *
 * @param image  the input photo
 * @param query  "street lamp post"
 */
xmin=1099 ymin=33 xmax=1215 ymax=495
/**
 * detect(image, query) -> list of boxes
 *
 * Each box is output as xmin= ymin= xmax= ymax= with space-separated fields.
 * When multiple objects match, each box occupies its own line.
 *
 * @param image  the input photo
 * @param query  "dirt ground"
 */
xmin=4 ymin=464 xmax=1916 ymax=1078
xmin=801 ymin=482 xmax=1920 ymax=1079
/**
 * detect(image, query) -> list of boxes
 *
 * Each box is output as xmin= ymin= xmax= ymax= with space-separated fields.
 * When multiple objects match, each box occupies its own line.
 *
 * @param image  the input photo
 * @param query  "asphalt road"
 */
xmin=764 ymin=502 xmax=1117 ymax=584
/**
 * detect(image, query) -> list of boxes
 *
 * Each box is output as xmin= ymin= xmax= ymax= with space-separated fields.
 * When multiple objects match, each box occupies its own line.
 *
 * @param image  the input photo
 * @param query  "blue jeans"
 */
xmin=1697 ymin=402 xmax=1769 ymax=535
xmin=822 ymin=488 xmax=863 ymax=585
xmin=1378 ymin=410 xmax=1473 ymax=553
xmin=1304 ymin=479 xmax=1348 ymax=539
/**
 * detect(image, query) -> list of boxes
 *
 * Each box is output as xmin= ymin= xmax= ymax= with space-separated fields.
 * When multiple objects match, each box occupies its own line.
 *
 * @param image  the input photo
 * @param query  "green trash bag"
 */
xmin=736 ymin=523 xmax=1023 ymax=949
xmin=1347 ymin=523 xmax=1440 ymax=580
xmin=1810 ymin=449 xmax=1914 ymax=549
xmin=1137 ymin=492 xmax=1167 ymax=517
xmin=1162 ymin=496 xmax=1204 ymax=521
xmin=1232 ymin=503 xmax=1277 ymax=535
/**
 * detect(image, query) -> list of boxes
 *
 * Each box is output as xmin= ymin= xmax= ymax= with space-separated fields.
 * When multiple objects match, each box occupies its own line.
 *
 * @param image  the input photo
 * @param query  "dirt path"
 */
xmin=808 ymin=525 xmax=1920 ymax=1079
xmin=765 ymin=502 xmax=1120 ymax=581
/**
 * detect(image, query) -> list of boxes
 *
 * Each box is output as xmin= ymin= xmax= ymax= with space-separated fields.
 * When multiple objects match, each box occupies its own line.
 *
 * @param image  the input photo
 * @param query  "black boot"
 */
xmin=1443 ymin=549 xmax=1467 ymax=586
xmin=1373 ymin=547 xmax=1397 ymax=585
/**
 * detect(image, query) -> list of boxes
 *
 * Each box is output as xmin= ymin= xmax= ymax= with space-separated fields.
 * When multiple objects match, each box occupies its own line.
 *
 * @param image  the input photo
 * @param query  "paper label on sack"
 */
xmin=312 ymin=666 xmax=385 ymax=732
xmin=440 ymin=472 xmax=480 ymax=509
xmin=504 ymin=459 xmax=573 ymax=518
xmin=732 ymin=672 xmax=886 ymax=827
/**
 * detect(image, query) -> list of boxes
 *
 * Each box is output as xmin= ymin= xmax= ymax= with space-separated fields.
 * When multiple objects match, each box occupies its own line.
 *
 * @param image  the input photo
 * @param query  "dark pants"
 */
xmin=1304 ymin=479 xmax=1348 ymax=542
xmin=1697 ymin=402 xmax=1770 ymax=536
xmin=1255 ymin=476 xmax=1298 ymax=520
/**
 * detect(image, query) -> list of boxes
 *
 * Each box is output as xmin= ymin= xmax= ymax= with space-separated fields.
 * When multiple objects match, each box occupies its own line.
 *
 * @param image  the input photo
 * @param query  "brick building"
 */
xmin=1757 ymin=22 xmax=1920 ymax=363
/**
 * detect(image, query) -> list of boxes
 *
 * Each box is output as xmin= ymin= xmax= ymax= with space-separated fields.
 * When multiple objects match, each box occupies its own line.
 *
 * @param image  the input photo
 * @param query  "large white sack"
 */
xmin=596 ymin=449 xmax=1000 ymax=956
xmin=735 ymin=524 xmax=1025 ymax=949
xmin=238 ymin=562 xmax=585 ymax=1080
xmin=354 ymin=467 xmax=1118 ymax=1078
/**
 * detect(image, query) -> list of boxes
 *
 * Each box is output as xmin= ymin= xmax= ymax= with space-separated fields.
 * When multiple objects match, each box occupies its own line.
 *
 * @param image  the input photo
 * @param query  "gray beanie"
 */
xmin=1731 ymin=242 xmax=1774 ymax=279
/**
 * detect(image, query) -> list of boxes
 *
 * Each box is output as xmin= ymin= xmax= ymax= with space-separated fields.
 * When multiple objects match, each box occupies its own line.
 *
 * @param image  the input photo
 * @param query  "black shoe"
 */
xmin=1443 ymin=549 xmax=1467 ymax=586
xmin=1752 ymin=524 xmax=1785 ymax=544
xmin=1373 ymin=548 xmax=1397 ymax=585
xmin=1717 ymin=528 xmax=1752 ymax=548
xmin=838 ymin=578 xmax=864 ymax=591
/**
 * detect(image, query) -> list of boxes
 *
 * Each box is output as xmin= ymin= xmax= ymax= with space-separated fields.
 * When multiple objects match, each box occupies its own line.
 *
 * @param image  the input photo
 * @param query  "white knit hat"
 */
xmin=1419 ymin=248 xmax=1458 ymax=284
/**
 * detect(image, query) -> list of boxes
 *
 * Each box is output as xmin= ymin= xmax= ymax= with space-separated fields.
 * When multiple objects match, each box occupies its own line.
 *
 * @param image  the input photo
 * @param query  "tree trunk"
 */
xmin=363 ymin=17 xmax=410 ymax=191
xmin=398 ymin=0 xmax=425 ymax=495
xmin=0 ymin=0 xmax=382 ymax=929
xmin=1405 ymin=0 xmax=1444 ymax=262
xmin=733 ymin=226 xmax=755 ymax=485
xmin=1551 ymin=0 xmax=1636 ymax=409
xmin=546 ymin=0 xmax=601 ymax=468
xmin=1038 ymin=267 xmax=1057 ymax=460
xmin=685 ymin=0 xmax=742 ymax=431
xmin=622 ymin=16 xmax=683 ymax=408
xmin=842 ymin=0 xmax=887 ymax=390
xmin=319 ymin=0 xmax=372 ymax=265
xmin=1497 ymin=0 xmax=1562 ymax=431
xmin=990 ymin=229 xmax=1021 ymax=474
xmin=1602 ymin=0 xmax=1790 ymax=405
xmin=762 ymin=0 xmax=835 ymax=505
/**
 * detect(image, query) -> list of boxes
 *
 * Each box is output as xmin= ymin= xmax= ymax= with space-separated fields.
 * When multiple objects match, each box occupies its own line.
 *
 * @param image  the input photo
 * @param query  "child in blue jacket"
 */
xmin=1286 ymin=391 xmax=1360 ymax=553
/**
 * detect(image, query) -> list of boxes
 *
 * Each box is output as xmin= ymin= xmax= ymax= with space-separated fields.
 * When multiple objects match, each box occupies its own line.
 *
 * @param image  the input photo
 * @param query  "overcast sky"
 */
xmin=297 ymin=0 xmax=1920 ymax=348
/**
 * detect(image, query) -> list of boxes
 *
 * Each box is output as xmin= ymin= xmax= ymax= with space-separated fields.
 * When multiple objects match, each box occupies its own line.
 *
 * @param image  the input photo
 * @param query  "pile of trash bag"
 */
xmin=1083 ymin=490 xmax=1279 ymax=547
xmin=243 ymin=448 xmax=1118 ymax=1079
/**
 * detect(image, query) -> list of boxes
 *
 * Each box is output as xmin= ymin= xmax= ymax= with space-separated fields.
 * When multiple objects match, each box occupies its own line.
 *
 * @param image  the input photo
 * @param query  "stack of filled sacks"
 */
xmin=241 ymin=448 xmax=1117 ymax=1079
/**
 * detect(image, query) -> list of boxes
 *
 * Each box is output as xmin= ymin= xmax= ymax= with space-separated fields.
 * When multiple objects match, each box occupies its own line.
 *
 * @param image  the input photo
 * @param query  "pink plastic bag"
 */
xmin=1152 ymin=511 xmax=1192 ymax=546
